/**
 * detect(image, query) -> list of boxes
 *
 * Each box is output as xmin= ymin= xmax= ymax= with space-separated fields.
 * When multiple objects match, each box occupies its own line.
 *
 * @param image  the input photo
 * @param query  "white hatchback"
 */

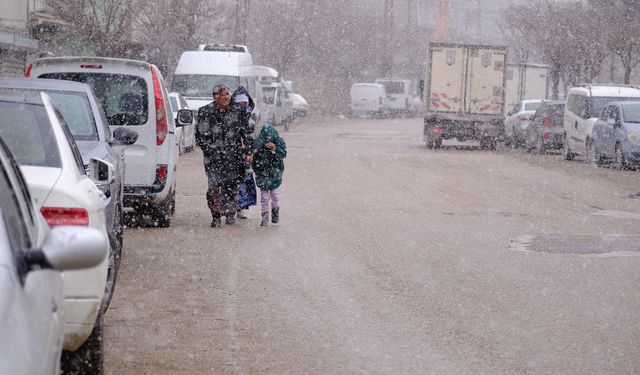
xmin=0 ymin=91 xmax=112 ymax=372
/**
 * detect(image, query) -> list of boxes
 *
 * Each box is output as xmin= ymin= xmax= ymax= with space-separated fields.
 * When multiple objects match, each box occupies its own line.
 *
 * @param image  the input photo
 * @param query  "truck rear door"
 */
xmin=465 ymin=47 xmax=506 ymax=116
xmin=428 ymin=47 xmax=464 ymax=114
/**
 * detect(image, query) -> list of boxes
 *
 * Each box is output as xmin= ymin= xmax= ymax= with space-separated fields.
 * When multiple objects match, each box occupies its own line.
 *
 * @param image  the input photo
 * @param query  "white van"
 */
xmin=173 ymin=46 xmax=255 ymax=111
xmin=28 ymin=56 xmax=192 ymax=227
xmin=350 ymin=83 xmax=389 ymax=118
xmin=563 ymin=84 xmax=640 ymax=160
xmin=374 ymin=78 xmax=413 ymax=116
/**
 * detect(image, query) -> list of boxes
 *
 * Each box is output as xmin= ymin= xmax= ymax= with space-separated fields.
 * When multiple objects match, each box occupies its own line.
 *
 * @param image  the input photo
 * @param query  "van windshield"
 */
xmin=377 ymin=81 xmax=405 ymax=94
xmin=173 ymin=75 xmax=240 ymax=97
xmin=39 ymin=72 xmax=148 ymax=126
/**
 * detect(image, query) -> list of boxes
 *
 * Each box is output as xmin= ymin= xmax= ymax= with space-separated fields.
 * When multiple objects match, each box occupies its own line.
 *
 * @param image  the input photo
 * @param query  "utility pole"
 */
xmin=243 ymin=0 xmax=250 ymax=45
xmin=383 ymin=0 xmax=394 ymax=76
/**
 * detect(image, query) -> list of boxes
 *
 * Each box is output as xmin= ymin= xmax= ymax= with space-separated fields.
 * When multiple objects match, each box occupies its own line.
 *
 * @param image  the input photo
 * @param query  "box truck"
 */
xmin=423 ymin=42 xmax=507 ymax=149
xmin=505 ymin=63 xmax=549 ymax=111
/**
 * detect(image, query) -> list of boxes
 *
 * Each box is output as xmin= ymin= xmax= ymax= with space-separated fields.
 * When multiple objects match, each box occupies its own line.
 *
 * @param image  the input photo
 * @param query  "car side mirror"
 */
xmin=25 ymin=226 xmax=107 ymax=271
xmin=88 ymin=158 xmax=115 ymax=184
xmin=112 ymin=127 xmax=139 ymax=145
xmin=176 ymin=109 xmax=193 ymax=127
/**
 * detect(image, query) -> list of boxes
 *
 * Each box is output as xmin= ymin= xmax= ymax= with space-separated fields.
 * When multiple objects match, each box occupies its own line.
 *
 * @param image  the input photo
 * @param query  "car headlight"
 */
xmin=628 ymin=129 xmax=640 ymax=145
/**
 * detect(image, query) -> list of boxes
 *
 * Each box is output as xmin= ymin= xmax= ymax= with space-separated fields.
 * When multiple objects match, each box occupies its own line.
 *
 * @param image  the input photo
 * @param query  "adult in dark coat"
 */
xmin=196 ymin=85 xmax=253 ymax=227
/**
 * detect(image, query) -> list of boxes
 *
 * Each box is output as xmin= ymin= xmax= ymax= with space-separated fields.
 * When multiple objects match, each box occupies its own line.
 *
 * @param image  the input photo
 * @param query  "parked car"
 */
xmin=0 ymin=134 xmax=106 ymax=375
xmin=589 ymin=101 xmax=640 ymax=169
xmin=0 ymin=77 xmax=136 ymax=299
xmin=169 ymin=92 xmax=196 ymax=154
xmin=282 ymin=80 xmax=308 ymax=118
xmin=375 ymin=78 xmax=414 ymax=117
xmin=504 ymin=99 xmax=542 ymax=147
xmin=524 ymin=101 xmax=566 ymax=154
xmin=0 ymin=91 xmax=112 ymax=372
xmin=27 ymin=56 xmax=193 ymax=227
xmin=563 ymin=84 xmax=640 ymax=161
xmin=350 ymin=83 xmax=389 ymax=119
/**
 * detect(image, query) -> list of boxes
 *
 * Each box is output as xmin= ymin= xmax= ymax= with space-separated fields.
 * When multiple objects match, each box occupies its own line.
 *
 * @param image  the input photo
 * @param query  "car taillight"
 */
xmin=25 ymin=63 xmax=32 ymax=77
xmin=151 ymin=67 xmax=168 ymax=145
xmin=155 ymin=165 xmax=168 ymax=183
xmin=40 ymin=207 xmax=89 ymax=226
xmin=542 ymin=116 xmax=552 ymax=128
xmin=432 ymin=127 xmax=442 ymax=134
xmin=543 ymin=132 xmax=550 ymax=140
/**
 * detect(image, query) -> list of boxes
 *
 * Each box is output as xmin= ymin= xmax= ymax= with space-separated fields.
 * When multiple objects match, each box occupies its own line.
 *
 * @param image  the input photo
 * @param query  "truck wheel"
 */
xmin=480 ymin=137 xmax=496 ymax=150
xmin=61 ymin=313 xmax=104 ymax=375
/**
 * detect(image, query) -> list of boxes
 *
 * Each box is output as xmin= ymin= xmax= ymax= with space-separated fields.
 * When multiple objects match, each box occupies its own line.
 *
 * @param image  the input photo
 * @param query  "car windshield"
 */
xmin=622 ymin=104 xmax=640 ymax=123
xmin=39 ymin=72 xmax=148 ymax=126
xmin=0 ymin=100 xmax=61 ymax=168
xmin=172 ymin=74 xmax=240 ymax=97
xmin=591 ymin=97 xmax=639 ymax=118
xmin=524 ymin=102 xmax=541 ymax=111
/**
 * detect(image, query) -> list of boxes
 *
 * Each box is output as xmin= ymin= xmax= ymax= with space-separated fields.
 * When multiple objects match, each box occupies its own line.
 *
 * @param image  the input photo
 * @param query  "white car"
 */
xmin=28 ymin=56 xmax=192 ymax=227
xmin=169 ymin=92 xmax=196 ymax=154
xmin=563 ymin=84 xmax=640 ymax=160
xmin=0 ymin=134 xmax=106 ymax=375
xmin=281 ymin=80 xmax=308 ymax=118
xmin=504 ymin=99 xmax=542 ymax=147
xmin=0 ymin=91 xmax=112 ymax=373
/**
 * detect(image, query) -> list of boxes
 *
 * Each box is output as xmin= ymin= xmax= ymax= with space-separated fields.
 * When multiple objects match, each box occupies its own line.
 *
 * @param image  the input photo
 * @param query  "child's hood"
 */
xmin=259 ymin=123 xmax=279 ymax=140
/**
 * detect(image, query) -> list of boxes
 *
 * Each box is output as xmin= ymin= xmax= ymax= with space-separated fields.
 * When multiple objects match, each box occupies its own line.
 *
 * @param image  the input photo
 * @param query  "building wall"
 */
xmin=0 ymin=0 xmax=39 ymax=76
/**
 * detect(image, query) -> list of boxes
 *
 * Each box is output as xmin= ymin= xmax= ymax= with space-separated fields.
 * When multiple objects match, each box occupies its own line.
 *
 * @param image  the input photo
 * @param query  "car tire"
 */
xmin=61 ymin=313 xmax=104 ymax=375
xmin=614 ymin=143 xmax=627 ymax=170
xmin=153 ymin=191 xmax=175 ymax=228
xmin=586 ymin=139 xmax=601 ymax=167
xmin=563 ymin=134 xmax=575 ymax=160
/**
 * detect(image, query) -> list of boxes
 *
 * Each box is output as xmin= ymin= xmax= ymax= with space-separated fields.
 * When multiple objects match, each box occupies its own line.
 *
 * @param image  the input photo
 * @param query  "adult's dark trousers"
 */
xmin=206 ymin=179 xmax=240 ymax=218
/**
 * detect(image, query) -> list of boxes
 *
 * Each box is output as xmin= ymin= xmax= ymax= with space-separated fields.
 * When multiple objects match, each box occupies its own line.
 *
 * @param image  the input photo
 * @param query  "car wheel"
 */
xmin=614 ymin=143 xmax=627 ymax=170
xmin=586 ymin=139 xmax=601 ymax=167
xmin=101 ymin=243 xmax=117 ymax=314
xmin=61 ymin=313 xmax=104 ymax=375
xmin=153 ymin=191 xmax=175 ymax=228
xmin=563 ymin=134 xmax=575 ymax=160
